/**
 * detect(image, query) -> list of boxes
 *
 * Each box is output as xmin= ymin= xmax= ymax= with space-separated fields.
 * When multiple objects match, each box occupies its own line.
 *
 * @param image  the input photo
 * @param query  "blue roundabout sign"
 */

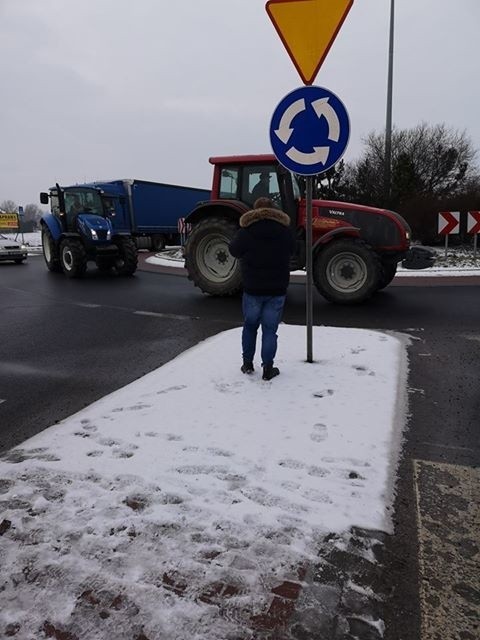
xmin=270 ymin=85 xmax=350 ymax=176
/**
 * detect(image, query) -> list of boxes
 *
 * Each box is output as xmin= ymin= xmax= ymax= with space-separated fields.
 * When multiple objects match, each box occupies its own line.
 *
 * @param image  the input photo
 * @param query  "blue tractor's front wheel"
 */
xmin=59 ymin=238 xmax=87 ymax=278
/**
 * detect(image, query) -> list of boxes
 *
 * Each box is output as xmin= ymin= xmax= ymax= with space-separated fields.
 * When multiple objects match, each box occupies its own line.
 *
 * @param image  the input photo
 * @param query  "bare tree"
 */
xmin=348 ymin=123 xmax=479 ymax=209
xmin=296 ymin=161 xmax=356 ymax=201
xmin=24 ymin=203 xmax=43 ymax=224
xmin=0 ymin=199 xmax=18 ymax=213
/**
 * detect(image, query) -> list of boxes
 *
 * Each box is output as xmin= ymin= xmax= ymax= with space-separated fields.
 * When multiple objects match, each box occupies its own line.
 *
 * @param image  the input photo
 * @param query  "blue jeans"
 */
xmin=242 ymin=293 xmax=286 ymax=367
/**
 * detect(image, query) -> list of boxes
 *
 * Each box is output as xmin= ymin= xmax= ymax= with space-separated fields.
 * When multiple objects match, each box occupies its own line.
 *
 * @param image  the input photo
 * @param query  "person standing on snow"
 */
xmin=229 ymin=196 xmax=295 ymax=381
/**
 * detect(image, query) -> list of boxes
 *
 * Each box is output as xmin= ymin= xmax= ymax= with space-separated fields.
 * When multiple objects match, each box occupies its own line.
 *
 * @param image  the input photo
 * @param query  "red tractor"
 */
xmin=184 ymin=155 xmax=434 ymax=304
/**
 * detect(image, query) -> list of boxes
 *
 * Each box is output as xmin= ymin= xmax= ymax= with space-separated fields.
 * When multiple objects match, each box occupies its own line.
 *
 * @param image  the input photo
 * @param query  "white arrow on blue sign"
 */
xmin=270 ymin=86 xmax=350 ymax=176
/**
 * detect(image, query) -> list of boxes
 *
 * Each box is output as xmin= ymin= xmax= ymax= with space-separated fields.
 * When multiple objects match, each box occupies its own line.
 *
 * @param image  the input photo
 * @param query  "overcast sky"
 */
xmin=1 ymin=0 xmax=479 ymax=207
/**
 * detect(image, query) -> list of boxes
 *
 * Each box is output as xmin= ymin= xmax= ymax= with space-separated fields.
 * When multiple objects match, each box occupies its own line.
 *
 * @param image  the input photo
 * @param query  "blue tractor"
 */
xmin=40 ymin=183 xmax=137 ymax=277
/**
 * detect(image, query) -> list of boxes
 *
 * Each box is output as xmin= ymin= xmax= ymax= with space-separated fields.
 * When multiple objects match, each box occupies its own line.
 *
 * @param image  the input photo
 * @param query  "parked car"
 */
xmin=0 ymin=234 xmax=28 ymax=264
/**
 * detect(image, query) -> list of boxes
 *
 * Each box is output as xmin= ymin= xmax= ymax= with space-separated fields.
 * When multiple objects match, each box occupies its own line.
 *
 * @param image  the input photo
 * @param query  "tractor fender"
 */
xmin=40 ymin=213 xmax=63 ymax=243
xmin=185 ymin=200 xmax=249 ymax=226
xmin=313 ymin=226 xmax=360 ymax=252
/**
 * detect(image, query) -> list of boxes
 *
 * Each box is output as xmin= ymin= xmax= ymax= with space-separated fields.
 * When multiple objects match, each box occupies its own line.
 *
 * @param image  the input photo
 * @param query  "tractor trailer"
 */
xmin=184 ymin=154 xmax=435 ymax=304
xmin=40 ymin=179 xmax=209 ymax=277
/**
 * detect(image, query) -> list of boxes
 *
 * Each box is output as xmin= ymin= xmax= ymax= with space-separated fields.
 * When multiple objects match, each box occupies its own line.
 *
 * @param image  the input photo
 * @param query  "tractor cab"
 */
xmin=40 ymin=186 xmax=114 ymax=244
xmin=211 ymin=155 xmax=301 ymax=224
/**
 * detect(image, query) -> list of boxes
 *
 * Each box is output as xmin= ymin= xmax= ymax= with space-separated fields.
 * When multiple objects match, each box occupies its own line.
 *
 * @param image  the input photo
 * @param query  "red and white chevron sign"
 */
xmin=467 ymin=211 xmax=480 ymax=234
xmin=438 ymin=211 xmax=460 ymax=235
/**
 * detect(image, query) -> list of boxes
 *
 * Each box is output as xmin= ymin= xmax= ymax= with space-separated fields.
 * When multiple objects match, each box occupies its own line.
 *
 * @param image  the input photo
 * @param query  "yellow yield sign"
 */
xmin=266 ymin=0 xmax=354 ymax=85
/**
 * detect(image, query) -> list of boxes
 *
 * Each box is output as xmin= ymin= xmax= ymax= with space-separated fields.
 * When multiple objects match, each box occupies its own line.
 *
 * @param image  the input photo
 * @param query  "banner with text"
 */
xmin=0 ymin=213 xmax=20 ymax=230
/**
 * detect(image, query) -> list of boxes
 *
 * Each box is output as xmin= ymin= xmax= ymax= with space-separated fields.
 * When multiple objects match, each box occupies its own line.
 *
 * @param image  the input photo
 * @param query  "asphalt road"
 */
xmin=1 ymin=254 xmax=479 ymax=639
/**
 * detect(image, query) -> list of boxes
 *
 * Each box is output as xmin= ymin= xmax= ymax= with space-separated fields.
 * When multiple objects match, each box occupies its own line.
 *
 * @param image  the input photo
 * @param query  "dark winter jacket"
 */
xmin=229 ymin=207 xmax=295 ymax=296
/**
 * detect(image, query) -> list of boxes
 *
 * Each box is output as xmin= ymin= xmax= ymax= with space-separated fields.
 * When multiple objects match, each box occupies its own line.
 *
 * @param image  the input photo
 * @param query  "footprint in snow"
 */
xmin=307 ymin=465 xmax=330 ymax=477
xmin=80 ymin=421 xmax=97 ymax=432
xmin=97 ymin=438 xmax=121 ymax=447
xmin=112 ymin=403 xmax=151 ymax=412
xmin=215 ymin=381 xmax=244 ymax=393
xmin=0 ymin=478 xmax=14 ymax=494
xmin=156 ymin=385 xmax=187 ymax=394
xmin=310 ymin=423 xmax=328 ymax=442
xmin=281 ymin=480 xmax=300 ymax=491
xmin=302 ymin=488 xmax=332 ymax=503
xmin=112 ymin=449 xmax=135 ymax=459
xmin=207 ymin=447 xmax=233 ymax=457
xmin=165 ymin=433 xmax=183 ymax=441
xmin=278 ymin=458 xmax=305 ymax=470
xmin=347 ymin=470 xmax=366 ymax=480
xmin=175 ymin=464 xmax=229 ymax=476
xmin=241 ymin=486 xmax=308 ymax=513
xmin=313 ymin=389 xmax=334 ymax=398
xmin=353 ymin=365 xmax=376 ymax=376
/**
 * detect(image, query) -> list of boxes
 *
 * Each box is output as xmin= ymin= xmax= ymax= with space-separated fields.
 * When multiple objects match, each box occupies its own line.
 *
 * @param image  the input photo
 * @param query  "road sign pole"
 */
xmin=474 ymin=234 xmax=477 ymax=259
xmin=444 ymin=233 xmax=448 ymax=259
xmin=306 ymin=176 xmax=313 ymax=363
xmin=384 ymin=0 xmax=395 ymax=203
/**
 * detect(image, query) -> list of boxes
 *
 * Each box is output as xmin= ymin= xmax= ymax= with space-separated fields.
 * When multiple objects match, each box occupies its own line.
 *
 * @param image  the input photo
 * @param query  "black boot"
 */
xmin=241 ymin=360 xmax=254 ymax=374
xmin=262 ymin=365 xmax=280 ymax=380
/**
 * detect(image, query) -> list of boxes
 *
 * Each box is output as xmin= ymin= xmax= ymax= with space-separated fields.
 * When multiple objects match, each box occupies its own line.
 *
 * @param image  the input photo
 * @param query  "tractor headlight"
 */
xmin=91 ymin=228 xmax=98 ymax=240
xmin=106 ymin=229 xmax=111 ymax=240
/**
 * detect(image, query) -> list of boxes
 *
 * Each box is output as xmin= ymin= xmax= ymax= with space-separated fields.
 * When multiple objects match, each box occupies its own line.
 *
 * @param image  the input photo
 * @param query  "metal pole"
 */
xmin=306 ymin=176 xmax=313 ymax=363
xmin=444 ymin=234 xmax=448 ymax=260
xmin=384 ymin=0 xmax=395 ymax=203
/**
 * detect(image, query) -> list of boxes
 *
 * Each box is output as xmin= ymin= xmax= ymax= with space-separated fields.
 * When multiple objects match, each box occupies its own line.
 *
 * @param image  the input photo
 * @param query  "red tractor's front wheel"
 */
xmin=313 ymin=238 xmax=381 ymax=304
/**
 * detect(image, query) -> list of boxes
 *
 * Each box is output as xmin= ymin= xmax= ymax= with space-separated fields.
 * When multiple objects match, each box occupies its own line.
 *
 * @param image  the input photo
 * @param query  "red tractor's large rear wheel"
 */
xmin=313 ymin=238 xmax=381 ymax=304
xmin=185 ymin=217 xmax=242 ymax=296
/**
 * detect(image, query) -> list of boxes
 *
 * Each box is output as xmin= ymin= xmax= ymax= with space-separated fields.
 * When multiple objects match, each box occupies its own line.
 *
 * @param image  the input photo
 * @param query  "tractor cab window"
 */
xmin=64 ymin=190 xmax=103 ymax=225
xmin=243 ymin=166 xmax=281 ymax=207
xmin=219 ymin=168 xmax=239 ymax=199
xmin=50 ymin=192 xmax=60 ymax=216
